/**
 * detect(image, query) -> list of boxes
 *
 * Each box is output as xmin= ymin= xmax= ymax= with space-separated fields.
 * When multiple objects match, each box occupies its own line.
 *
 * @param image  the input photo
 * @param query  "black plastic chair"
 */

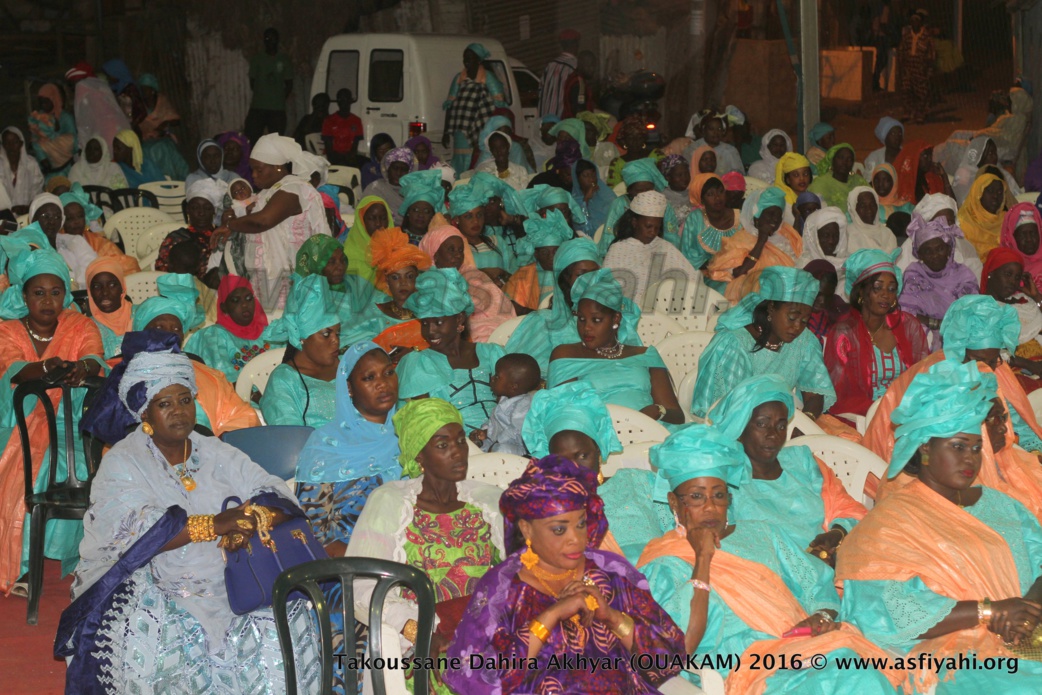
xmin=108 ymin=187 xmax=159 ymax=210
xmin=14 ymin=379 xmax=100 ymax=624
xmin=272 ymin=557 xmax=436 ymax=695
xmin=220 ymin=425 xmax=314 ymax=480
xmin=81 ymin=185 xmax=114 ymax=223
xmin=333 ymin=184 xmax=356 ymax=209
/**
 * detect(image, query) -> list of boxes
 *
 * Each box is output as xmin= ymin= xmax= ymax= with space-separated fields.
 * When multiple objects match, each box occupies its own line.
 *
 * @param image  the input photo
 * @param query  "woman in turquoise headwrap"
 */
xmin=708 ymin=374 xmax=866 ymax=565
xmin=294 ymin=233 xmax=381 ymax=346
xmin=522 ymin=209 xmax=573 ymax=303
xmin=572 ymin=158 xmax=617 ymax=237
xmin=461 ymin=174 xmax=529 ymax=276
xmin=259 ymin=274 xmax=341 ymax=427
xmin=838 ymin=360 xmax=1042 ymax=694
xmin=396 ymin=169 xmax=448 ymax=246
xmin=638 ymin=425 xmax=898 ymax=694
xmin=395 ymin=268 xmax=505 ymax=431
xmin=808 ymin=143 xmax=867 ymax=209
xmin=548 ymin=118 xmax=592 ymax=160
xmin=824 ymin=248 xmax=929 ymax=420
xmin=346 ymin=397 xmax=503 ymax=691
xmin=473 ymin=114 xmax=533 ymax=173
xmin=343 ymin=195 xmax=394 ymax=285
xmin=522 ymin=381 xmax=673 ymax=565
xmin=548 ymin=268 xmax=684 ymax=424
xmin=806 ymin=122 xmax=835 ymax=168
xmin=442 ymin=42 xmax=507 ymax=174
xmin=520 ymin=182 xmax=587 ymax=233
xmin=692 ymin=265 xmax=835 ymax=419
xmin=505 ymin=236 xmax=605 ymax=376
xmin=600 ymin=158 xmax=680 ymax=252
xmin=0 ymin=248 xmax=105 ymax=592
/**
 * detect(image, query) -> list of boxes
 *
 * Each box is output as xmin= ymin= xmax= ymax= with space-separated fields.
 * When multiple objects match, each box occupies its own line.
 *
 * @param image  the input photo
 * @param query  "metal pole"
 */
xmin=799 ymin=0 xmax=819 ymax=153
xmin=689 ymin=0 xmax=706 ymax=116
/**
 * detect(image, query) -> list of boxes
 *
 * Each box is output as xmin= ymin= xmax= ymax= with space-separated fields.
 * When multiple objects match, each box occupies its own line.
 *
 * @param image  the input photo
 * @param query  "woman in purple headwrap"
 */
xmin=216 ymin=131 xmax=254 ymax=187
xmin=444 ymin=455 xmax=685 ymax=695
xmin=900 ymin=212 xmax=979 ymax=350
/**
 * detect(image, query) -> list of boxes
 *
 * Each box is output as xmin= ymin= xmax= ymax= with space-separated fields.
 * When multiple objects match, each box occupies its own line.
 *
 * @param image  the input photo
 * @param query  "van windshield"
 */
xmin=327 ymin=50 xmax=359 ymax=98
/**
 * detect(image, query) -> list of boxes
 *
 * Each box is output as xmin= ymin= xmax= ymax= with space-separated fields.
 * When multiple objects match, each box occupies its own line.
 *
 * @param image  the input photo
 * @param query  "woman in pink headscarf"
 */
xmin=419 ymin=225 xmax=517 ymax=341
xmin=999 ymin=202 xmax=1042 ymax=282
xmin=28 ymin=83 xmax=76 ymax=174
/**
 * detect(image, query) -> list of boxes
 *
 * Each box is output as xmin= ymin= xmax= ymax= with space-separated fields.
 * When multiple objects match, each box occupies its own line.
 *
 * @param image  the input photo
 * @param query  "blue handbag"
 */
xmin=221 ymin=496 xmax=329 ymax=615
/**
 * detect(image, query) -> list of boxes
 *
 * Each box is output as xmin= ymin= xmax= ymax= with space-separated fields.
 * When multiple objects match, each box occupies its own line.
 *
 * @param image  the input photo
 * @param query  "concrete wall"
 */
xmin=1019 ymin=1 xmax=1042 ymax=164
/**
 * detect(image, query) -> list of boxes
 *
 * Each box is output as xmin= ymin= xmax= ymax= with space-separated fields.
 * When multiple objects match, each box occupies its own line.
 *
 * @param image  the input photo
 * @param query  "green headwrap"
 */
xmin=132 ymin=296 xmax=194 ymax=332
xmin=465 ymin=42 xmax=490 ymax=61
xmin=520 ymin=184 xmax=586 ymax=225
xmin=843 ymin=248 xmax=902 ymax=297
xmin=523 ymin=209 xmax=572 ymax=249
xmin=755 ymin=186 xmax=787 ymax=216
xmin=157 ymin=273 xmax=204 ymax=330
xmin=570 ymin=267 xmax=641 ymax=343
xmin=59 ymin=182 xmax=103 ymax=223
xmin=393 ymin=397 xmax=464 ymax=478
xmin=576 ymin=111 xmax=611 ymax=140
xmin=448 ymin=183 xmax=491 ymax=218
xmin=260 ymin=274 xmax=339 ymax=349
xmin=344 ymin=195 xmax=394 ymax=286
xmin=816 ymin=142 xmax=855 ymax=177
xmin=708 ymin=374 xmax=795 ymax=441
xmin=470 ymin=172 xmax=526 ymax=216
xmin=8 ymin=222 xmax=50 ymax=251
xmin=522 ymin=382 xmax=622 ymax=459
xmin=403 ymin=267 xmax=474 ymax=318
xmin=621 ymin=158 xmax=668 ymax=190
xmin=940 ymin=295 xmax=1020 ymax=362
xmin=0 ymin=248 xmax=73 ymax=319
xmin=295 ymin=235 xmax=345 ymax=291
xmin=650 ymin=424 xmax=750 ymax=501
xmin=548 ymin=118 xmax=591 ymax=159
xmin=889 ymin=360 xmax=997 ymax=478
xmin=717 ymin=266 xmax=820 ymax=331
xmin=398 ymin=170 xmax=447 ymax=216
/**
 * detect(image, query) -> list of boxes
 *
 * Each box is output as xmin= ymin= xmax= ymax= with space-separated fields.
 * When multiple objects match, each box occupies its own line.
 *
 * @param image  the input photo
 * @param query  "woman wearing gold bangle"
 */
xmin=61 ymin=345 xmax=321 ymax=692
xmin=446 ymin=455 xmax=685 ymax=695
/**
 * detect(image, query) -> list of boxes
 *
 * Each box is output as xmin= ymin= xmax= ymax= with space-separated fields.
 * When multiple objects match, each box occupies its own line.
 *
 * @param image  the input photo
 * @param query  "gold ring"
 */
xmin=818 ymin=550 xmax=829 ymax=560
xmin=236 ymin=519 xmax=254 ymax=530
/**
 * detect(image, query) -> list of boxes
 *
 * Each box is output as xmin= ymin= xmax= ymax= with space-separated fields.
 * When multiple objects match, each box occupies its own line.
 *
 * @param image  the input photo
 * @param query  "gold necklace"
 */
xmin=174 ymin=439 xmax=197 ymax=491
xmin=387 ymin=302 xmax=413 ymax=319
xmin=23 ymin=318 xmax=54 ymax=343
xmin=529 ymin=561 xmax=581 ymax=583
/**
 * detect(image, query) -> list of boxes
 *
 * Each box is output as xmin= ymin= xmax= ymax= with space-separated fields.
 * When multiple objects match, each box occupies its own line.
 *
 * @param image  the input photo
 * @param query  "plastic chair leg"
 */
xmin=26 ymin=506 xmax=46 ymax=625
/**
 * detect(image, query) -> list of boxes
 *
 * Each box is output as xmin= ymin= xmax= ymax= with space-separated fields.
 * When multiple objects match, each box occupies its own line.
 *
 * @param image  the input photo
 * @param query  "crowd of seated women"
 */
xmin=2 ymin=72 xmax=1042 ymax=693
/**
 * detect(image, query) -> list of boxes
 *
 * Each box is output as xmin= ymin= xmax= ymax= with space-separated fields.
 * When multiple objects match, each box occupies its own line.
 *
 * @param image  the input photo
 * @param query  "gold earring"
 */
xmin=921 ymin=452 xmax=930 ymax=466
xmin=142 ymin=422 xmax=154 ymax=436
xmin=520 ymin=538 xmax=539 ymax=569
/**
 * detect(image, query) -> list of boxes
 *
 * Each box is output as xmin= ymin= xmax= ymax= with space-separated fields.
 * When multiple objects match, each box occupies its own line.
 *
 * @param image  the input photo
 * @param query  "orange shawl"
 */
xmin=0 ymin=311 xmax=103 ymax=592
xmin=503 ymin=263 xmax=539 ymax=310
xmin=373 ymin=320 xmax=429 ymax=353
xmin=835 ymin=480 xmax=1022 ymax=692
xmin=638 ymin=533 xmax=900 ymax=695
xmin=192 ymin=361 xmax=260 ymax=437
xmin=707 ymin=225 xmax=802 ymax=303
xmin=811 ymin=453 xmax=869 ymax=531
xmin=81 ymin=230 xmax=140 ymax=276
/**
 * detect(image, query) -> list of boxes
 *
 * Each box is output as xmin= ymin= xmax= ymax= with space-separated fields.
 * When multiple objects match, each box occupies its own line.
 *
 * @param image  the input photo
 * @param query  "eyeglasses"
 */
xmin=674 ymin=490 xmax=731 ymax=508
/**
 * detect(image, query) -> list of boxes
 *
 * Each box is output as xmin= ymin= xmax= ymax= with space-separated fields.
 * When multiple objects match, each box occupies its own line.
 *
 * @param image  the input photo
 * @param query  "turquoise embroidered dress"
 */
xmin=870 ymin=345 xmax=904 ymax=400
xmin=548 ymin=346 xmax=668 ymax=412
xmin=259 ymin=363 xmax=337 ymax=427
xmin=692 ymin=327 xmax=836 ymax=418
xmin=679 ymin=208 xmax=742 ymax=271
xmin=396 ymin=342 xmax=505 ymax=431
xmin=91 ymin=305 xmax=136 ymax=359
xmin=184 ymin=324 xmax=280 ymax=384
xmin=599 ymin=468 xmax=673 ymax=565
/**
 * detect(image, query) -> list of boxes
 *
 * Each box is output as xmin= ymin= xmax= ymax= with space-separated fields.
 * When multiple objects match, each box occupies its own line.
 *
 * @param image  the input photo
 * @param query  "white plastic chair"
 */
xmin=467 ymin=452 xmax=529 ymax=487
xmin=678 ymin=370 xmax=700 ymax=423
xmin=592 ymin=224 xmax=605 ymax=247
xmin=637 ymin=311 xmax=687 ymax=347
xmin=607 ymin=404 xmax=670 ymax=446
xmin=537 ymin=292 xmax=553 ymax=310
xmin=788 ymin=409 xmax=826 ymax=438
xmin=103 ymin=207 xmax=175 ymax=256
xmin=788 ymin=434 xmax=887 ymax=507
xmin=612 ymin=181 xmax=626 ymax=195
xmin=743 ymin=175 xmax=768 ymax=193
xmin=1027 ymin=388 xmax=1042 ymax=428
xmin=487 ymin=315 xmax=525 ymax=346
xmin=648 ymin=279 xmax=729 ymax=333
xmin=326 ymin=165 xmax=361 ymax=190
xmin=134 ymin=222 xmax=184 ymax=268
xmin=655 ymin=331 xmax=715 ymax=390
xmin=304 ymin=133 xmax=325 ymax=155
xmin=138 ymin=181 xmax=186 ymax=217
xmin=124 ymin=270 xmax=167 ymax=305
xmin=1017 ymin=191 xmax=1040 ymax=204
xmin=603 ymin=441 xmax=656 ymax=476
xmin=235 ymin=347 xmax=286 ymax=402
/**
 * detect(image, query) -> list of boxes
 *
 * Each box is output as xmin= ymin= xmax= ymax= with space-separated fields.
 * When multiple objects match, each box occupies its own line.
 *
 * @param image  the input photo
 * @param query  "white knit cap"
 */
xmin=185 ymin=178 xmax=228 ymax=209
xmin=629 ymin=190 xmax=668 ymax=218
xmin=251 ymin=134 xmax=302 ymax=166
xmin=432 ymin=161 xmax=456 ymax=184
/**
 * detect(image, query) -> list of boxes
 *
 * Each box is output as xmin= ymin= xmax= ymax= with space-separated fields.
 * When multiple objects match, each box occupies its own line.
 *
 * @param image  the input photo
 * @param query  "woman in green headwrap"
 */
xmin=638 ymin=425 xmax=898 ymax=695
xmin=522 ymin=381 xmax=673 ymax=565
xmin=295 ymin=233 xmax=381 ymax=346
xmin=395 ymin=268 xmax=505 ymax=431
xmin=708 ymin=374 xmax=866 ymax=566
xmin=396 ymin=169 xmax=447 ymax=246
xmin=599 ymin=158 xmax=680 ymax=253
xmin=343 ymin=195 xmax=394 ymax=286
xmin=259 ymin=274 xmax=341 ymax=427
xmin=692 ymin=265 xmax=835 ymax=419
xmin=548 ymin=268 xmax=683 ymax=424
xmin=346 ymin=397 xmax=503 ymax=689
xmin=520 ymin=182 xmax=586 ymax=233
xmin=548 ymin=117 xmax=592 ymax=160
xmin=505 ymin=236 xmax=604 ymax=376
xmin=838 ymin=360 xmax=1042 ymax=694
xmin=808 ymin=143 xmax=867 ymax=209
xmin=521 ymin=209 xmax=573 ymax=303
xmin=0 ymin=248 xmax=105 ymax=592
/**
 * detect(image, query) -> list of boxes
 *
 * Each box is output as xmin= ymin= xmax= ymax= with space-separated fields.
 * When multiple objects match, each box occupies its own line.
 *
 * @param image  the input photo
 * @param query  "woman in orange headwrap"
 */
xmin=340 ymin=227 xmax=432 ymax=355
xmin=85 ymin=257 xmax=135 ymax=360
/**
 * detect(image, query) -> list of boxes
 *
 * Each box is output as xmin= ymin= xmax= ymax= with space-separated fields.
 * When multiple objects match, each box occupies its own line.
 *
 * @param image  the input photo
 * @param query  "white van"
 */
xmin=311 ymin=34 xmax=529 ymax=158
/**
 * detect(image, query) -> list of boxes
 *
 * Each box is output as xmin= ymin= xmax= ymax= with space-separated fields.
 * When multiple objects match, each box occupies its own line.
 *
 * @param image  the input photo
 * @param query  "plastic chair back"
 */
xmin=486 ymin=315 xmax=525 ymax=346
xmin=103 ymin=207 xmax=175 ymax=256
xmin=787 ymin=434 xmax=886 ymax=507
xmin=304 ymin=133 xmax=325 ymax=155
xmin=788 ymin=409 xmax=826 ymax=438
xmin=124 ymin=270 xmax=168 ymax=305
xmin=135 ymin=222 xmax=185 ymax=269
xmin=108 ymin=187 xmax=160 ymax=210
xmin=235 ymin=348 xmax=287 ymax=402
xmin=467 ymin=452 xmax=529 ymax=487
xmin=81 ymin=184 xmax=115 ymax=222
xmin=655 ymin=330 xmax=715 ymax=389
xmin=678 ymin=370 xmax=699 ymax=423
xmin=636 ymin=311 xmax=686 ymax=347
xmin=138 ymin=180 xmax=186 ymax=217
xmin=607 ymin=404 xmax=670 ymax=446
xmin=272 ymin=557 xmax=435 ymax=695
xmin=220 ymin=425 xmax=314 ymax=480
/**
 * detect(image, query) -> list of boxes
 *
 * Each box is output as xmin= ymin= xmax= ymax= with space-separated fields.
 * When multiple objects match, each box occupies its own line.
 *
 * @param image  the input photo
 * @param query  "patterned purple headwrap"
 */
xmin=549 ymin=140 xmax=582 ymax=170
xmin=499 ymin=455 xmax=607 ymax=553
xmin=380 ymin=146 xmax=417 ymax=179
xmin=657 ymin=154 xmax=686 ymax=176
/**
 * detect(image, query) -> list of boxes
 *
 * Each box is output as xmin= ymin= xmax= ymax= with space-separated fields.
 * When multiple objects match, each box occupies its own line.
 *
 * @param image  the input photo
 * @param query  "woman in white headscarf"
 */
xmin=797 ymin=207 xmax=850 ymax=297
xmin=845 ymin=186 xmax=896 ymax=252
xmin=746 ymin=129 xmax=793 ymax=184
xmin=29 ymin=192 xmax=97 ymax=288
xmin=68 ymin=135 xmax=128 ymax=191
xmin=211 ymin=134 xmax=326 ymax=310
xmin=950 ymin=135 xmax=1022 ymax=206
xmin=184 ymin=139 xmax=238 ymax=190
xmin=0 ymin=127 xmax=43 ymax=213
xmin=894 ymin=193 xmax=983 ymax=280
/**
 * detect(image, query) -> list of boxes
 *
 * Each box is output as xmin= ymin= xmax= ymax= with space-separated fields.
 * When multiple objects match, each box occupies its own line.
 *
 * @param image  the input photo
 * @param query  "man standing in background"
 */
xmin=245 ymin=28 xmax=293 ymax=144
xmin=539 ymin=29 xmax=580 ymax=118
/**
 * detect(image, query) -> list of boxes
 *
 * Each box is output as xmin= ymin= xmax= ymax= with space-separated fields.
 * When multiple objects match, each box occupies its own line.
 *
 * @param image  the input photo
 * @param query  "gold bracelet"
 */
xmin=402 ymin=619 xmax=418 ymax=643
xmin=978 ymin=597 xmax=992 ymax=626
xmin=529 ymin=619 xmax=551 ymax=644
xmin=187 ymin=515 xmax=217 ymax=543
xmin=610 ymin=612 xmax=635 ymax=639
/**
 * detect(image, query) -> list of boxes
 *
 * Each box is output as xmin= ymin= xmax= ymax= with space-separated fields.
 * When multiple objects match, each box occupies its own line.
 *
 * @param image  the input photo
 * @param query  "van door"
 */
xmin=356 ymin=41 xmax=408 ymax=149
